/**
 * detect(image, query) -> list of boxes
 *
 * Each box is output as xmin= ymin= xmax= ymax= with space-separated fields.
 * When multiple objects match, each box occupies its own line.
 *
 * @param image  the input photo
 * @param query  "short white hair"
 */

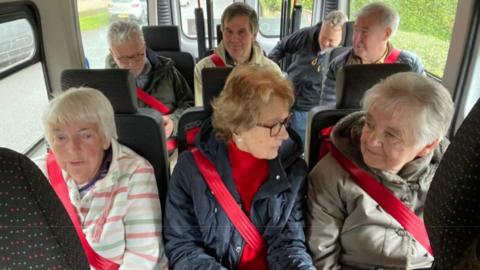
xmin=362 ymin=72 xmax=454 ymax=146
xmin=357 ymin=2 xmax=400 ymax=36
xmin=107 ymin=20 xmax=144 ymax=47
xmin=42 ymin=87 xmax=117 ymax=145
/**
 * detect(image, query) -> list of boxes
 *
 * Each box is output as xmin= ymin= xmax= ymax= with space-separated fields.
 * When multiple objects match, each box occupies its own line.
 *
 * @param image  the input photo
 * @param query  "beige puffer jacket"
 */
xmin=307 ymin=111 xmax=448 ymax=269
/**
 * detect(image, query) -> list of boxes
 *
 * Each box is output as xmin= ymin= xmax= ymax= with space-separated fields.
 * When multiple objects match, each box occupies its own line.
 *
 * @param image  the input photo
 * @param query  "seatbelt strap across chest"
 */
xmin=136 ymin=87 xmax=177 ymax=152
xmin=319 ymin=127 xmax=433 ymax=255
xmin=190 ymin=148 xmax=266 ymax=251
xmin=384 ymin=48 xmax=401 ymax=63
xmin=136 ymin=87 xmax=171 ymax=115
xmin=209 ymin=53 xmax=226 ymax=67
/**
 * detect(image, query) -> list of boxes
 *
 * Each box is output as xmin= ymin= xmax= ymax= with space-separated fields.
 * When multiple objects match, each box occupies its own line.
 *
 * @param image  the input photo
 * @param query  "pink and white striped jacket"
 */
xmin=35 ymin=139 xmax=168 ymax=269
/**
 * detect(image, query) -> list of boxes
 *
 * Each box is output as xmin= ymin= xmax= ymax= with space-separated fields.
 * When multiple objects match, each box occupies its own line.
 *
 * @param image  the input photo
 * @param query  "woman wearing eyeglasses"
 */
xmin=163 ymin=65 xmax=315 ymax=270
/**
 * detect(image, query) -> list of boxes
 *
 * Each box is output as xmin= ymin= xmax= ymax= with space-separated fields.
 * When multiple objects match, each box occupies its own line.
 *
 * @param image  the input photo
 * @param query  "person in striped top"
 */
xmin=34 ymin=87 xmax=167 ymax=269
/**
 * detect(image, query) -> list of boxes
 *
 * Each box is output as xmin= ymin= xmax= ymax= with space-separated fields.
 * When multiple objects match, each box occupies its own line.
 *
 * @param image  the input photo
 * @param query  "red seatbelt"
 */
xmin=190 ymin=148 xmax=268 ymax=268
xmin=318 ymin=127 xmax=433 ymax=255
xmin=136 ymin=87 xmax=178 ymax=152
xmin=136 ymin=87 xmax=171 ymax=115
xmin=46 ymin=151 xmax=120 ymax=270
xmin=384 ymin=48 xmax=401 ymax=63
xmin=209 ymin=53 xmax=226 ymax=67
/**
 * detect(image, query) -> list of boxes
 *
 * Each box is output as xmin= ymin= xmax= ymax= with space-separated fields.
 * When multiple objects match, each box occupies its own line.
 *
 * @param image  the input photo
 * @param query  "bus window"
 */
xmin=349 ymin=0 xmax=458 ymax=79
xmin=77 ymin=0 xmax=148 ymax=68
xmin=0 ymin=17 xmax=49 ymax=154
xmin=0 ymin=19 xmax=35 ymax=72
xmin=259 ymin=0 xmax=315 ymax=37
xmin=178 ymin=0 xmax=234 ymax=39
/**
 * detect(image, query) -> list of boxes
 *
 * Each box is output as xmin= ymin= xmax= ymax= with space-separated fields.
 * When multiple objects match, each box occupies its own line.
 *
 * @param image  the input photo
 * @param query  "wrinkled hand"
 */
xmin=163 ymin=115 xmax=174 ymax=138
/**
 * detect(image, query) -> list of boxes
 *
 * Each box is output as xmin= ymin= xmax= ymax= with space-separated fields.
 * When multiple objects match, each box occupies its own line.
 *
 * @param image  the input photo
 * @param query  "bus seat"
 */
xmin=336 ymin=63 xmax=412 ymax=108
xmin=142 ymin=25 xmax=195 ymax=91
xmin=0 ymin=147 xmax=89 ymax=269
xmin=60 ymin=69 xmax=170 ymax=207
xmin=177 ymin=107 xmax=210 ymax=154
xmin=201 ymin=67 xmax=233 ymax=112
xmin=176 ymin=67 xmax=232 ymax=154
xmin=424 ymin=98 xmax=480 ymax=269
xmin=305 ymin=108 xmax=358 ymax=170
xmin=341 ymin=21 xmax=354 ymax=47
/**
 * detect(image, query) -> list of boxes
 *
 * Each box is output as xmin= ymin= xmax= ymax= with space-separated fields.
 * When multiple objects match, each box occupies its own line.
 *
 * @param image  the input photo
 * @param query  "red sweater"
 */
xmin=228 ymin=142 xmax=269 ymax=270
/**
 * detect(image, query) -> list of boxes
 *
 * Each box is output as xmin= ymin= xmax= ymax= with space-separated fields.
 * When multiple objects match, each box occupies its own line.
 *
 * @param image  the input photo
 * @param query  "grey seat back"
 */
xmin=143 ymin=25 xmax=195 ymax=91
xmin=61 ymin=69 xmax=170 ymax=207
xmin=0 ymin=147 xmax=89 ymax=269
xmin=425 ymin=98 xmax=480 ymax=269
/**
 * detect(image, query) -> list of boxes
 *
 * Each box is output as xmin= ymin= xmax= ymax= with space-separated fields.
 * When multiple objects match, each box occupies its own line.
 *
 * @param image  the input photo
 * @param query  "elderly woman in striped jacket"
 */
xmin=34 ymin=87 xmax=167 ymax=269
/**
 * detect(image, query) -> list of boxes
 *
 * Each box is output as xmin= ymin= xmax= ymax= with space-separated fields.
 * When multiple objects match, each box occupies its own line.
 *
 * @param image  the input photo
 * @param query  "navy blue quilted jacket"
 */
xmin=164 ymin=120 xmax=315 ymax=270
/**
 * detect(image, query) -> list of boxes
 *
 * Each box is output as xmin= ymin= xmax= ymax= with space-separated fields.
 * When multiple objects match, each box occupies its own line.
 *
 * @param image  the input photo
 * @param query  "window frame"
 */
xmin=0 ymin=2 xmax=45 ymax=81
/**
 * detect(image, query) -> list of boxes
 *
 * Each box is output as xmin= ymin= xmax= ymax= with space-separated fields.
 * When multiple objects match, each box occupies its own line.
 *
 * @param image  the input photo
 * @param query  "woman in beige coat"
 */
xmin=307 ymin=72 xmax=454 ymax=269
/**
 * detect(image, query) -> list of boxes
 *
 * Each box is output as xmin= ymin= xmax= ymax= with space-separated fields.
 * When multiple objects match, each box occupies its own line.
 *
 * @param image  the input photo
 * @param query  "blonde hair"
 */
xmin=362 ymin=72 xmax=454 ymax=146
xmin=211 ymin=65 xmax=294 ymax=141
xmin=42 ymin=87 xmax=117 ymax=145
xmin=324 ymin=10 xmax=348 ymax=28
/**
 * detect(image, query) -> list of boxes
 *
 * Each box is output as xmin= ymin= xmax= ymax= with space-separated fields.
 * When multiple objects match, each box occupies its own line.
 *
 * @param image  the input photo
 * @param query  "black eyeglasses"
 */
xmin=256 ymin=114 xmax=292 ymax=137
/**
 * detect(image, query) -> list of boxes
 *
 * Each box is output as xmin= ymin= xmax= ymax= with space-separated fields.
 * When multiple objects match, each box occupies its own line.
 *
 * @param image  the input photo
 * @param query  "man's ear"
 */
xmin=416 ymin=138 xmax=440 ymax=157
xmin=384 ymin=26 xmax=393 ymax=40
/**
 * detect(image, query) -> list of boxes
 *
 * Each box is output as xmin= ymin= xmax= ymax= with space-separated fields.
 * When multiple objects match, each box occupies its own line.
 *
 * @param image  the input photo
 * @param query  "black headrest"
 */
xmin=143 ymin=25 xmax=180 ymax=51
xmin=341 ymin=21 xmax=354 ymax=47
xmin=216 ymin=24 xmax=223 ymax=45
xmin=61 ymin=69 xmax=138 ymax=114
xmin=425 ymin=98 xmax=480 ymax=269
xmin=336 ymin=63 xmax=412 ymax=109
xmin=201 ymin=67 xmax=234 ymax=112
xmin=305 ymin=108 xmax=358 ymax=170
xmin=0 ymin=147 xmax=89 ymax=268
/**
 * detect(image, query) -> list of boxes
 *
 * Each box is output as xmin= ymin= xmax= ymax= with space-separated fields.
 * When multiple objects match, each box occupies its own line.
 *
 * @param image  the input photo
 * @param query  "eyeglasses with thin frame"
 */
xmin=256 ymin=114 xmax=292 ymax=137
xmin=114 ymin=46 xmax=145 ymax=64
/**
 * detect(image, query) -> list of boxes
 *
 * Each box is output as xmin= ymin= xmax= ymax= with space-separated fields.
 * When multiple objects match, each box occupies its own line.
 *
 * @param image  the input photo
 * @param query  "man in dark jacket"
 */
xmin=269 ymin=10 xmax=347 ymax=143
xmin=322 ymin=3 xmax=425 ymax=107
xmin=106 ymin=20 xmax=193 ymax=137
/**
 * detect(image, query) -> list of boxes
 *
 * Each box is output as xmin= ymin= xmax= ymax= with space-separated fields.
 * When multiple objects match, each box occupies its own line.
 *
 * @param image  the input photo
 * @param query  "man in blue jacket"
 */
xmin=269 ymin=11 xmax=347 ymax=143
xmin=322 ymin=2 xmax=425 ymax=107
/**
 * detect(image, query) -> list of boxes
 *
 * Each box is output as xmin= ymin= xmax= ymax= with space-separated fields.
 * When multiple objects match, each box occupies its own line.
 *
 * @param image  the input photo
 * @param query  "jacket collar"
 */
xmin=195 ymin=120 xmax=302 ymax=202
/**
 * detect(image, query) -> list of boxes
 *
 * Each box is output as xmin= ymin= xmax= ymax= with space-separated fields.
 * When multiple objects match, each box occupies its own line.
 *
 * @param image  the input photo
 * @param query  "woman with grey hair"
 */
xmin=307 ymin=72 xmax=454 ymax=269
xmin=34 ymin=87 xmax=167 ymax=269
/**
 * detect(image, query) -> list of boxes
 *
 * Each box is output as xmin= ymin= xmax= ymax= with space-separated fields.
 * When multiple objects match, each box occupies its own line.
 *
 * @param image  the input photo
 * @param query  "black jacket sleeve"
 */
xmin=268 ymin=27 xmax=311 ymax=64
